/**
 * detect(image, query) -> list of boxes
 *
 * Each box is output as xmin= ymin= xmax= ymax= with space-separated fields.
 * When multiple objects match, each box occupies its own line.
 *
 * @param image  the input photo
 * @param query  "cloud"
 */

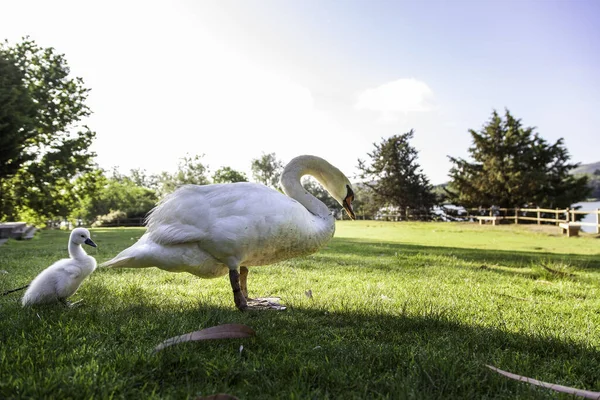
xmin=355 ymin=78 xmax=434 ymax=122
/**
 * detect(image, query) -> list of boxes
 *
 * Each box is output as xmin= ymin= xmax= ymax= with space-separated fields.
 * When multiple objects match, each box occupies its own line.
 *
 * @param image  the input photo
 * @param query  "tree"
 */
xmin=357 ymin=130 xmax=436 ymax=220
xmin=0 ymin=38 xmax=96 ymax=223
xmin=212 ymin=166 xmax=248 ymax=184
xmin=447 ymin=109 xmax=589 ymax=208
xmin=155 ymin=154 xmax=210 ymax=198
xmin=71 ymin=169 xmax=158 ymax=224
xmin=351 ymin=184 xmax=379 ymax=219
xmin=251 ymin=152 xmax=283 ymax=189
xmin=0 ymin=51 xmax=36 ymax=182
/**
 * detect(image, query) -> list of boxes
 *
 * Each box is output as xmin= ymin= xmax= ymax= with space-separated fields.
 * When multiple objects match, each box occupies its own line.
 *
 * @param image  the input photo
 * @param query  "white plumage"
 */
xmin=22 ymin=228 xmax=97 ymax=306
xmin=101 ymin=155 xmax=355 ymax=310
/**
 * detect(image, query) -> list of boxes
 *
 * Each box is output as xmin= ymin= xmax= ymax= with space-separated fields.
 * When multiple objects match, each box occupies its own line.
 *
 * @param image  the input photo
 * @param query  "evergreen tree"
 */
xmin=358 ymin=130 xmax=436 ymax=220
xmin=447 ymin=109 xmax=589 ymax=208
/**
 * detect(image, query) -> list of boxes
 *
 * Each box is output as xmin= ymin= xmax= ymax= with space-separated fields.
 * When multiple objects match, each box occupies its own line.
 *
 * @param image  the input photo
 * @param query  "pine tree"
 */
xmin=447 ymin=109 xmax=589 ymax=208
xmin=358 ymin=130 xmax=436 ymax=220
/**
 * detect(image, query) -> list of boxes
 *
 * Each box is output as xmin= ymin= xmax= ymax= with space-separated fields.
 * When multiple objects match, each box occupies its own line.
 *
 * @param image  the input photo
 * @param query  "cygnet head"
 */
xmin=70 ymin=228 xmax=97 ymax=247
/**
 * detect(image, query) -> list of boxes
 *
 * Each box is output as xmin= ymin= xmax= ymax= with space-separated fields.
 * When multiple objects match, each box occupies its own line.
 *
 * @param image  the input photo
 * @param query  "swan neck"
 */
xmin=280 ymin=157 xmax=332 ymax=218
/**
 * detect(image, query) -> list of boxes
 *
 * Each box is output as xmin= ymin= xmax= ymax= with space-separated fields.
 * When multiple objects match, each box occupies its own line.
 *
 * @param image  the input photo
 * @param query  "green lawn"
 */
xmin=1 ymin=221 xmax=599 ymax=399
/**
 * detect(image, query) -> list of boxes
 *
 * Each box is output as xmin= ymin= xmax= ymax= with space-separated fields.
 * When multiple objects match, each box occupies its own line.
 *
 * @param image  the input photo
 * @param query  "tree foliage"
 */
xmin=251 ymin=152 xmax=283 ymax=189
xmin=0 ymin=51 xmax=36 ymax=182
xmin=212 ymin=167 xmax=248 ymax=184
xmin=447 ymin=109 xmax=589 ymax=208
xmin=358 ymin=130 xmax=436 ymax=219
xmin=71 ymin=170 xmax=158 ymax=223
xmin=154 ymin=154 xmax=210 ymax=198
xmin=0 ymin=38 xmax=96 ymax=223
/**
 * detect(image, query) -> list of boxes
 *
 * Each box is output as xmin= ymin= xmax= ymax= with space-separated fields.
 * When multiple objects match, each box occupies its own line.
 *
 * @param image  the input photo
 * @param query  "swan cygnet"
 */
xmin=101 ymin=155 xmax=356 ymax=311
xmin=22 ymin=228 xmax=97 ymax=307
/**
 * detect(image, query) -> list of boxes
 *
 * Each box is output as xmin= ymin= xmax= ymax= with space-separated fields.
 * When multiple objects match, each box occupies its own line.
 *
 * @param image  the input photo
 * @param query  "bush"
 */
xmin=92 ymin=210 xmax=127 ymax=227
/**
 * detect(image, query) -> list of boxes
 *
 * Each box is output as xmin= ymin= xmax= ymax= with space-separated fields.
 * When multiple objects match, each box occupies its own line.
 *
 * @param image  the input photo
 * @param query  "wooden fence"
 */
xmin=464 ymin=207 xmax=600 ymax=234
xmin=93 ymin=217 xmax=146 ymax=227
xmin=373 ymin=206 xmax=600 ymax=234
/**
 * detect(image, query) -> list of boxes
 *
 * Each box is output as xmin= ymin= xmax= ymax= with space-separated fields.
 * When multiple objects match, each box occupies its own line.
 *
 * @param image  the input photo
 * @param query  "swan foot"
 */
xmin=246 ymin=297 xmax=286 ymax=311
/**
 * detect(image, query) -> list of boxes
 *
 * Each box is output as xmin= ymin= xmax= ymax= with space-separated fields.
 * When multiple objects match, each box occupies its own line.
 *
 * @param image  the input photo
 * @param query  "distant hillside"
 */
xmin=571 ymin=161 xmax=600 ymax=175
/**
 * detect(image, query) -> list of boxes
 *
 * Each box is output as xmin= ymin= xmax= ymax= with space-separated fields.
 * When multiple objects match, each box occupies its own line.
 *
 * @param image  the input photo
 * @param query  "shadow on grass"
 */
xmin=321 ymin=237 xmax=600 ymax=271
xmin=3 ymin=279 xmax=599 ymax=399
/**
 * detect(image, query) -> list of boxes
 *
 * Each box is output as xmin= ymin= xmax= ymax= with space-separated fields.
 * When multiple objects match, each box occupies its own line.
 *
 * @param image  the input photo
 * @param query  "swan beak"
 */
xmin=85 ymin=238 xmax=97 ymax=248
xmin=343 ymin=185 xmax=356 ymax=220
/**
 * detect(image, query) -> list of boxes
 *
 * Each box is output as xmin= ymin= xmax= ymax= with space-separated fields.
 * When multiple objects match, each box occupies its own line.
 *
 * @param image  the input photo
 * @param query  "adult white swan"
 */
xmin=101 ymin=155 xmax=355 ymax=310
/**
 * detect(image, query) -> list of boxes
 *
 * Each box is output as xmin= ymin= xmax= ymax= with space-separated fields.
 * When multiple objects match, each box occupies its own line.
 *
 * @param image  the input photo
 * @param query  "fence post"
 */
xmin=537 ymin=207 xmax=541 ymax=225
xmin=596 ymin=208 xmax=599 ymax=234
xmin=515 ymin=208 xmax=519 ymax=224
xmin=565 ymin=208 xmax=570 ymax=223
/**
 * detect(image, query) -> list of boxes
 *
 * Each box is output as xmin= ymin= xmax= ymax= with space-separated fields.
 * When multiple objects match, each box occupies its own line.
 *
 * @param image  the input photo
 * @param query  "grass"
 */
xmin=1 ymin=221 xmax=599 ymax=399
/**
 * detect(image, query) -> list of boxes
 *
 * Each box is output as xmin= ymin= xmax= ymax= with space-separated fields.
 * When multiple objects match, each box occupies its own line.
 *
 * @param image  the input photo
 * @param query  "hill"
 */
xmin=571 ymin=161 xmax=600 ymax=175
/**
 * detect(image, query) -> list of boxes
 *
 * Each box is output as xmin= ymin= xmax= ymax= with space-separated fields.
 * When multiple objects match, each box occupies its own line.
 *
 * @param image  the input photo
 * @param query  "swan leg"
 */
xmin=240 ymin=266 xmax=249 ymax=299
xmin=235 ymin=267 xmax=286 ymax=311
xmin=229 ymin=269 xmax=248 ymax=311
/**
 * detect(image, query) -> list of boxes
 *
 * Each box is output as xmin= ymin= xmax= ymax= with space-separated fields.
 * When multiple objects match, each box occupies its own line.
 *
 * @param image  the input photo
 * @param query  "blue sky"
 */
xmin=3 ymin=0 xmax=599 ymax=184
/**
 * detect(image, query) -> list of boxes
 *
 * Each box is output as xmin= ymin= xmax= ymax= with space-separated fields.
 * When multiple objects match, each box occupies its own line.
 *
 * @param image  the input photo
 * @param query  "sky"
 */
xmin=2 ymin=0 xmax=599 ymax=184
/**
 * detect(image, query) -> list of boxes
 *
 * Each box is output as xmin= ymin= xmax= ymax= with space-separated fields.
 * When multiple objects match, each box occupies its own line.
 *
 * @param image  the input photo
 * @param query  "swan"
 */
xmin=101 ymin=155 xmax=355 ymax=310
xmin=22 ymin=228 xmax=97 ymax=306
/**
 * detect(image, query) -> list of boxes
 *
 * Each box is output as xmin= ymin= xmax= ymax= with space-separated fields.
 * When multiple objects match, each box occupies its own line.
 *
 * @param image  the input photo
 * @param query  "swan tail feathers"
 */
xmin=100 ymin=256 xmax=136 ymax=269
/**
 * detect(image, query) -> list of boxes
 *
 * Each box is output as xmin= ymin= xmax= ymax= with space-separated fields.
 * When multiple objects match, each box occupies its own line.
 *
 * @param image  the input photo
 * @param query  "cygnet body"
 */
xmin=22 ymin=228 xmax=97 ymax=306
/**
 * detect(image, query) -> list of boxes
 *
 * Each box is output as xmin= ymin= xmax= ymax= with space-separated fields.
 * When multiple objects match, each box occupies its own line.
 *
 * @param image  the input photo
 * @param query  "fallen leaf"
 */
xmin=305 ymin=289 xmax=313 ymax=298
xmin=486 ymin=365 xmax=600 ymax=399
xmin=542 ymin=264 xmax=576 ymax=277
xmin=155 ymin=324 xmax=255 ymax=352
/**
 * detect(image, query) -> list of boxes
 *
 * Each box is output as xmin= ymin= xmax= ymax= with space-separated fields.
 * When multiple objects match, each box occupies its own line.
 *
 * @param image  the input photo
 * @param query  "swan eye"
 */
xmin=80 ymin=234 xmax=85 ymax=238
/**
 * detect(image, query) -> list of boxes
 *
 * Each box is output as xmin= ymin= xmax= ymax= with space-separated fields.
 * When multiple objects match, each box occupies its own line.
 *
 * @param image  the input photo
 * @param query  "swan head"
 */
xmin=70 ymin=228 xmax=97 ymax=247
xmin=320 ymin=165 xmax=355 ymax=219
xmin=333 ymin=181 xmax=356 ymax=220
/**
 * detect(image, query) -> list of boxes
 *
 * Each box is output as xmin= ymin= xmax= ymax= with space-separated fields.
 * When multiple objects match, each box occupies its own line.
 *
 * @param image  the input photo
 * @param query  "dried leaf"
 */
xmin=195 ymin=394 xmax=240 ymax=400
xmin=305 ymin=289 xmax=313 ymax=298
xmin=155 ymin=324 xmax=255 ymax=351
xmin=486 ymin=365 xmax=600 ymax=399
xmin=542 ymin=264 xmax=576 ymax=277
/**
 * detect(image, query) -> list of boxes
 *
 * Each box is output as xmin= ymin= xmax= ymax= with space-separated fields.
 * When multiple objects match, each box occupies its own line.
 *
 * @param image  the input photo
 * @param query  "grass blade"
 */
xmin=486 ymin=365 xmax=600 ymax=399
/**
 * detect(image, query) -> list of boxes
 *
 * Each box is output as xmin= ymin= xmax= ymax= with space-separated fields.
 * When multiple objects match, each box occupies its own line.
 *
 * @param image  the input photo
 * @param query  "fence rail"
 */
xmin=463 ymin=207 xmax=600 ymax=233
xmin=372 ymin=206 xmax=600 ymax=234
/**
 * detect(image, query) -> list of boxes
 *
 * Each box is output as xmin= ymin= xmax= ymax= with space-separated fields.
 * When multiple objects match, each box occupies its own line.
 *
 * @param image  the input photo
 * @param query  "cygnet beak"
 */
xmin=85 ymin=238 xmax=97 ymax=248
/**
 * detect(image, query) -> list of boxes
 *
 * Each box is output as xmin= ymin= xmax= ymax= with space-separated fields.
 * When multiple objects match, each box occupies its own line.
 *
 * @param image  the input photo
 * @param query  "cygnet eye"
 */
xmin=80 ymin=234 xmax=85 ymax=238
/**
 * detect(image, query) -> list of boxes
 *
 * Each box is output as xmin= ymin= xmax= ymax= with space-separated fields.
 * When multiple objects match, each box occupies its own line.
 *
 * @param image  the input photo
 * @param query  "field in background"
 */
xmin=1 ymin=221 xmax=599 ymax=399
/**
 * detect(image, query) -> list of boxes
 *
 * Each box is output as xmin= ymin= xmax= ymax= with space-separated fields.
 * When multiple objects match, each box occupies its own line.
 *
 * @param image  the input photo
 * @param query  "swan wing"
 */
xmin=147 ymin=183 xmax=299 ymax=246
